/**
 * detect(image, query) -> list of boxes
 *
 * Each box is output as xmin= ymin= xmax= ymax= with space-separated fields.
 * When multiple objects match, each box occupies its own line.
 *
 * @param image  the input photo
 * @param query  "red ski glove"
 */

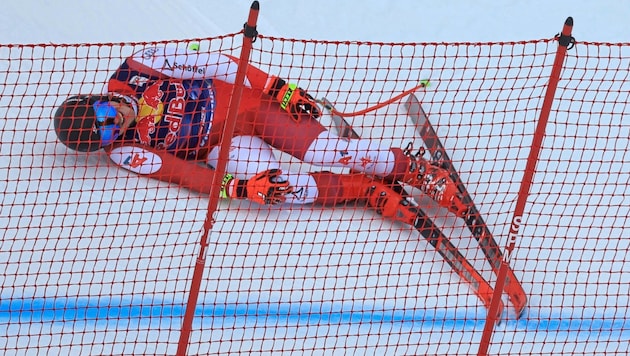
xmin=264 ymin=76 xmax=321 ymax=121
xmin=221 ymin=169 xmax=293 ymax=205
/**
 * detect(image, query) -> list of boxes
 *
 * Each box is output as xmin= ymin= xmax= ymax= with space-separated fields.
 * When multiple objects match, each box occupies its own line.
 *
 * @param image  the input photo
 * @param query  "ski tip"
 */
xmin=419 ymin=79 xmax=431 ymax=88
xmin=497 ymin=301 xmax=506 ymax=324
xmin=507 ymin=290 xmax=528 ymax=319
xmin=515 ymin=304 xmax=528 ymax=320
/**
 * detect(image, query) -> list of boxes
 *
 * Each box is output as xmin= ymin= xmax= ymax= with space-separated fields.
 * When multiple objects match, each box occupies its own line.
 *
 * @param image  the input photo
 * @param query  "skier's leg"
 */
xmin=302 ymin=131 xmax=467 ymax=215
xmin=250 ymin=101 xmax=466 ymax=214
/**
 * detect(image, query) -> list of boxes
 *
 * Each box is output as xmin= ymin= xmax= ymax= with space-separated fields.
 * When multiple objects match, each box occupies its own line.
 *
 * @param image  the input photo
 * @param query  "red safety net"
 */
xmin=1 ymin=12 xmax=629 ymax=356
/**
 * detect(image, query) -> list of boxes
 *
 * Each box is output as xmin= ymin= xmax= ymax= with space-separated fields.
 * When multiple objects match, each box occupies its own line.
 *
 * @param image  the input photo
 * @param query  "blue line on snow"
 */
xmin=1 ymin=297 xmax=629 ymax=337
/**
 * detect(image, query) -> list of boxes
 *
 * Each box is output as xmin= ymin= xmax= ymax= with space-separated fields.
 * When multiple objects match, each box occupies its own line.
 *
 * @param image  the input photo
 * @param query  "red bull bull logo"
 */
xmin=135 ymin=81 xmax=165 ymax=145
xmin=135 ymin=116 xmax=156 ymax=145
xmin=142 ymin=81 xmax=164 ymax=108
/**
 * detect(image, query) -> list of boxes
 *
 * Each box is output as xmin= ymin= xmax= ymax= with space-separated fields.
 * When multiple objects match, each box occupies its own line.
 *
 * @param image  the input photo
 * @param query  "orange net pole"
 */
xmin=175 ymin=2 xmax=260 ymax=355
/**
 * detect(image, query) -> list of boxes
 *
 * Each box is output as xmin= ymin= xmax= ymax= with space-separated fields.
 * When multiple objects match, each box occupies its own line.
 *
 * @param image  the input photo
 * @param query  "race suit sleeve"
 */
xmin=126 ymin=46 xmax=270 ymax=90
xmin=104 ymin=141 xmax=292 ymax=204
xmin=105 ymin=141 xmax=218 ymax=195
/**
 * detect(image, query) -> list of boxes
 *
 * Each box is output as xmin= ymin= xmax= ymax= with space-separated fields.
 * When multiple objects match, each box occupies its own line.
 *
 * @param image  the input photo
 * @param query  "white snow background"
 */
xmin=1 ymin=1 xmax=629 ymax=355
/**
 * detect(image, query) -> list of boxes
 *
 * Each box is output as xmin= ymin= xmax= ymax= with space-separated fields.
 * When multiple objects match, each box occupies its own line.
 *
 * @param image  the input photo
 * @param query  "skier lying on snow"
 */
xmin=53 ymin=46 xmax=467 ymax=218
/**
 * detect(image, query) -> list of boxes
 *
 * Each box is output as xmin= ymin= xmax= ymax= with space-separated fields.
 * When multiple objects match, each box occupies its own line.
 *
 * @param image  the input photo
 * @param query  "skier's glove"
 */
xmin=264 ymin=76 xmax=321 ymax=121
xmin=220 ymin=169 xmax=293 ymax=205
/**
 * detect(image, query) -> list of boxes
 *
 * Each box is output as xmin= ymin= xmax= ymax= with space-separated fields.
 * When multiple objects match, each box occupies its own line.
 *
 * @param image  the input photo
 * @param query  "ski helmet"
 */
xmin=53 ymin=95 xmax=121 ymax=152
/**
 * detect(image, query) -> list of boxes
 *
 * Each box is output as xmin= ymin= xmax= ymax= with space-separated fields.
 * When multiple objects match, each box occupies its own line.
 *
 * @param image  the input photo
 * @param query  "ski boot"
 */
xmin=398 ymin=143 xmax=468 ymax=216
xmin=363 ymin=178 xmax=421 ymax=226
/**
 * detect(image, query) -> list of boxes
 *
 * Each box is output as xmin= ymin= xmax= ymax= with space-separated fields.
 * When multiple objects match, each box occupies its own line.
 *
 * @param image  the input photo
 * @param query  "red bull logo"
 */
xmin=142 ymin=81 xmax=164 ymax=108
xmin=135 ymin=81 xmax=165 ymax=145
xmin=133 ymin=80 xmax=188 ymax=150
xmin=158 ymin=82 xmax=186 ymax=150
xmin=135 ymin=116 xmax=156 ymax=145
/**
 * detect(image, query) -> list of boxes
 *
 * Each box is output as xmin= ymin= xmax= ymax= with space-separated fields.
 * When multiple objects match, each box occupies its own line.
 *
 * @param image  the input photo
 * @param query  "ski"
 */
xmin=404 ymin=93 xmax=527 ymax=317
xmin=320 ymin=98 xmax=503 ymax=316
xmin=384 ymin=183 xmax=501 ymax=316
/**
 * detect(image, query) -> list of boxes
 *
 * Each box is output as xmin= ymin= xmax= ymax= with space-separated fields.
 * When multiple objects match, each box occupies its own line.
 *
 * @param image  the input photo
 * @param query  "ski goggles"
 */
xmin=93 ymin=100 xmax=121 ymax=146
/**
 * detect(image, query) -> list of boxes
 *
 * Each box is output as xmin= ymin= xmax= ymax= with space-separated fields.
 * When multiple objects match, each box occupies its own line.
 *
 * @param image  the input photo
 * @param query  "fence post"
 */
xmin=477 ymin=16 xmax=575 ymax=356
xmin=176 ymin=2 xmax=260 ymax=355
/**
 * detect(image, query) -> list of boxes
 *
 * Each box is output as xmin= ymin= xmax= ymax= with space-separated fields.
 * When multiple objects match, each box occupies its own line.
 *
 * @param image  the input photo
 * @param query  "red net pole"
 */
xmin=477 ymin=17 xmax=575 ymax=356
xmin=176 ymin=2 xmax=260 ymax=355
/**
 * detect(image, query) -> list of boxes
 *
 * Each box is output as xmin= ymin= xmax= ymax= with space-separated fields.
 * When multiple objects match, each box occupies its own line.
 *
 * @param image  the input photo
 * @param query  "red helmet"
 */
xmin=53 ymin=95 xmax=117 ymax=152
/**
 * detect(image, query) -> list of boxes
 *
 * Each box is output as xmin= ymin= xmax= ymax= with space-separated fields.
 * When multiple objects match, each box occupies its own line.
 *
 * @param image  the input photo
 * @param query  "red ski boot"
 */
xmin=397 ymin=144 xmax=468 ymax=216
xmin=363 ymin=179 xmax=420 ymax=225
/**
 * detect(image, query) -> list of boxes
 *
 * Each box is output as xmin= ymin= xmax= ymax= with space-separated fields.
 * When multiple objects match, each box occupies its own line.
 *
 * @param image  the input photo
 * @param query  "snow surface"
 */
xmin=1 ymin=0 xmax=629 ymax=355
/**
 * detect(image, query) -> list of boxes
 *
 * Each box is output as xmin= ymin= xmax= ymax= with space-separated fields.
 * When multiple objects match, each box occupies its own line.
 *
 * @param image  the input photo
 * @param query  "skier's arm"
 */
xmin=105 ymin=142 xmax=291 ymax=205
xmin=126 ymin=47 xmax=320 ymax=119
xmin=127 ymin=47 xmax=268 ymax=88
